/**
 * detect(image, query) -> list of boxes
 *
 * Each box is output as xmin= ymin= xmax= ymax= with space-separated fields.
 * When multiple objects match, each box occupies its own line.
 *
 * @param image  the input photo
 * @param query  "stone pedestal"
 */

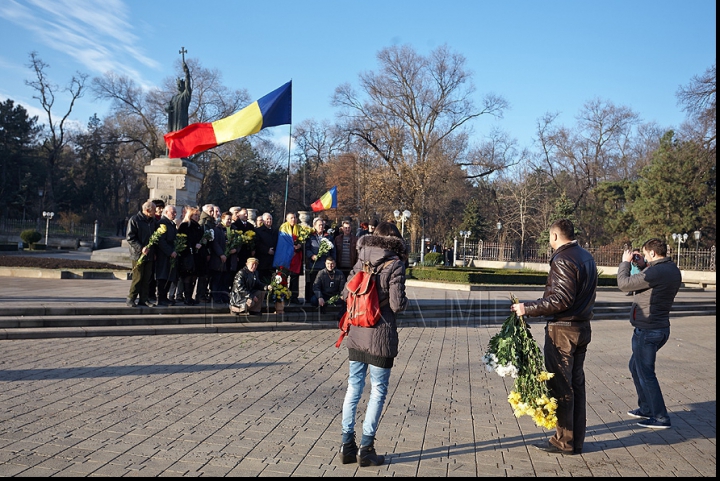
xmin=298 ymin=211 xmax=311 ymax=227
xmin=144 ymin=157 xmax=203 ymax=207
xmin=246 ymin=208 xmax=258 ymax=224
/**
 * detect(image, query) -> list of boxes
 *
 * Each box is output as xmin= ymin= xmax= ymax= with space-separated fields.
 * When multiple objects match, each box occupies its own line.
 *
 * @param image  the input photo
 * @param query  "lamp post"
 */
xmin=393 ymin=209 xmax=411 ymax=238
xmin=43 ymin=211 xmax=54 ymax=246
xmin=671 ymin=232 xmax=688 ymax=267
xmin=496 ymin=222 xmax=502 ymax=259
xmin=694 ymin=230 xmax=702 ymax=270
xmin=459 ymin=230 xmax=471 ymax=266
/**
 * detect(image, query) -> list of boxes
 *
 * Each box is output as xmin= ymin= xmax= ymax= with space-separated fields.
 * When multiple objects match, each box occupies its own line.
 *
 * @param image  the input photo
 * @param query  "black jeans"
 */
xmin=544 ymin=321 xmax=592 ymax=453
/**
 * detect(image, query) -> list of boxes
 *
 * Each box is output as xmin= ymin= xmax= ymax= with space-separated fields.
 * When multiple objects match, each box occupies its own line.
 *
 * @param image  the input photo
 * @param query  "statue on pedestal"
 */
xmin=166 ymin=47 xmax=192 ymax=135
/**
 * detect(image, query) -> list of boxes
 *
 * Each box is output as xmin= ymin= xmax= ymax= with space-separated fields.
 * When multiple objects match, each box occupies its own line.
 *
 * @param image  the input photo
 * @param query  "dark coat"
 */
xmin=155 ymin=216 xmax=178 ymax=281
xmin=616 ymin=257 xmax=682 ymax=329
xmin=313 ymin=268 xmax=346 ymax=300
xmin=306 ymin=232 xmax=332 ymax=270
xmin=126 ymin=210 xmax=157 ymax=262
xmin=178 ymin=219 xmax=203 ymax=275
xmin=523 ymin=241 xmax=597 ymax=322
xmin=255 ymin=225 xmax=278 ymax=273
xmin=343 ymin=234 xmax=407 ymax=368
xmin=209 ymin=224 xmax=228 ymax=271
xmin=232 ymin=219 xmax=256 ymax=265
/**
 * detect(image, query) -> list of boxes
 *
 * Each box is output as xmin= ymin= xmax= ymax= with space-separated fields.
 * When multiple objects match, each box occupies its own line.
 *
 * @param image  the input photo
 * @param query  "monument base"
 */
xmin=144 ymin=157 xmax=203 ymax=207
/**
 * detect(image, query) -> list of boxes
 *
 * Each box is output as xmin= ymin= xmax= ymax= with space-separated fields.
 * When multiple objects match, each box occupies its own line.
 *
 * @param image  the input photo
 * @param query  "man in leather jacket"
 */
xmin=511 ymin=219 xmax=597 ymax=455
xmin=126 ymin=201 xmax=158 ymax=308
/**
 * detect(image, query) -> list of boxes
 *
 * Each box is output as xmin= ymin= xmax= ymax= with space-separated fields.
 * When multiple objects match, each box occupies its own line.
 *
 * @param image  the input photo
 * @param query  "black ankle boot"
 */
xmin=339 ymin=435 xmax=358 ymax=464
xmin=357 ymin=441 xmax=385 ymax=467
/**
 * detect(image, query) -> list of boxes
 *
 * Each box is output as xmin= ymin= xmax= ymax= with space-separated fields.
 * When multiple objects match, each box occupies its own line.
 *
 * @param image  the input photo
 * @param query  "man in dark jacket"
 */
xmin=511 ymin=219 xmax=597 ymax=455
xmin=333 ymin=218 xmax=358 ymax=279
xmin=229 ymin=257 xmax=267 ymax=315
xmin=126 ymin=201 xmax=157 ymax=308
xmin=617 ymin=238 xmax=681 ymax=430
xmin=255 ymin=212 xmax=278 ymax=282
xmin=155 ymin=205 xmax=178 ymax=306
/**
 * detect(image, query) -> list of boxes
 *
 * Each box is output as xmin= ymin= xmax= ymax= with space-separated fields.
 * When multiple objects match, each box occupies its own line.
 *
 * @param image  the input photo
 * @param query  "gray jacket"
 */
xmin=343 ymin=234 xmax=407 ymax=368
xmin=617 ymin=257 xmax=682 ymax=329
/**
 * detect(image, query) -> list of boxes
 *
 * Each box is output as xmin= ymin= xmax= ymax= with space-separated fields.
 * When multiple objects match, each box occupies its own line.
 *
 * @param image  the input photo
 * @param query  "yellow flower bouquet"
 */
xmin=137 ymin=223 xmax=167 ymax=265
xmin=482 ymin=294 xmax=558 ymax=429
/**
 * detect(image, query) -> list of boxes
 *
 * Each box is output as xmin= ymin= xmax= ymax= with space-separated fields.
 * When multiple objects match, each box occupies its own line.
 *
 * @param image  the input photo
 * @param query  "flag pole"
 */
xmin=283 ymin=123 xmax=292 ymax=220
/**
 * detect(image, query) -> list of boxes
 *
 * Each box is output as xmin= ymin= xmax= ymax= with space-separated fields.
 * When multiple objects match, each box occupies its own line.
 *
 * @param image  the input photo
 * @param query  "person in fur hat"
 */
xmin=338 ymin=221 xmax=408 ymax=467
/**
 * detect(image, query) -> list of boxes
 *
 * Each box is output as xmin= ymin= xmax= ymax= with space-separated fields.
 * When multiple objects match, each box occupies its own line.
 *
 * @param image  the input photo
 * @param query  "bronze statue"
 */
xmin=166 ymin=47 xmax=192 ymax=134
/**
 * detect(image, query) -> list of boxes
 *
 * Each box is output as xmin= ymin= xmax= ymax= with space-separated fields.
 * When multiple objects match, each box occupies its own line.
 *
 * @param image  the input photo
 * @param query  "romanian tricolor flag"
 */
xmin=164 ymin=81 xmax=292 ymax=158
xmin=310 ymin=186 xmax=337 ymax=212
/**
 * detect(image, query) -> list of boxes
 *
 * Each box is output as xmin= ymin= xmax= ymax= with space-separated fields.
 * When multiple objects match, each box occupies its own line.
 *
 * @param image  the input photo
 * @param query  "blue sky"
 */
xmin=0 ymin=0 xmax=716 ymax=150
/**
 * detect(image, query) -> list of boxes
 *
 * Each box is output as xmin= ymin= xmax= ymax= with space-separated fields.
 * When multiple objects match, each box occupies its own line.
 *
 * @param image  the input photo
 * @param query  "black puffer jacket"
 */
xmin=343 ymin=234 xmax=407 ymax=368
xmin=524 ymin=241 xmax=597 ymax=321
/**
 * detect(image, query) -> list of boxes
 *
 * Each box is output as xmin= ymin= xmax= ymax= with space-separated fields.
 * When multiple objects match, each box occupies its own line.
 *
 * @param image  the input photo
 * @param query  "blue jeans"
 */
xmin=629 ymin=327 xmax=670 ymax=422
xmin=342 ymin=361 xmax=391 ymax=444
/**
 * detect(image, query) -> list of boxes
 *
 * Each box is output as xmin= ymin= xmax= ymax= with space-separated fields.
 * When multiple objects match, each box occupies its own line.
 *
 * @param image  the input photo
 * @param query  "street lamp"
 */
xmin=459 ymin=230 xmax=471 ymax=266
xmin=694 ymin=230 xmax=702 ymax=270
xmin=43 ymin=211 xmax=55 ymax=246
xmin=671 ymin=232 xmax=688 ymax=267
xmin=496 ymin=222 xmax=502 ymax=259
xmin=393 ymin=209 xmax=411 ymax=238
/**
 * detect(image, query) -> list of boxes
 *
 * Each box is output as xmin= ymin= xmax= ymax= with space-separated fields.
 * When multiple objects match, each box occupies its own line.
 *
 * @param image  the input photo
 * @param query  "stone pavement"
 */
xmin=0 ymin=313 xmax=715 ymax=476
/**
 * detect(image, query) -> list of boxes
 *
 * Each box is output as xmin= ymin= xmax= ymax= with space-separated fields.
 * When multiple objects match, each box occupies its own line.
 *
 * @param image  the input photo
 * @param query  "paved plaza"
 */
xmin=0 ymin=311 xmax=715 ymax=476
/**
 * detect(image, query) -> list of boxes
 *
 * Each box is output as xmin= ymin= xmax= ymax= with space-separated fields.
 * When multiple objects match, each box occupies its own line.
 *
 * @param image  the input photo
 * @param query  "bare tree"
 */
xmin=333 ymin=44 xmax=507 ymax=246
xmin=25 ymin=51 xmax=87 ymax=211
xmin=676 ymin=64 xmax=716 ymax=149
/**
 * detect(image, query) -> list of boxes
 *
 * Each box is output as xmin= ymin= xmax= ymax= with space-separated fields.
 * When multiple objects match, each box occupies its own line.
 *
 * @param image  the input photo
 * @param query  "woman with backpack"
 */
xmin=338 ymin=221 xmax=408 ymax=467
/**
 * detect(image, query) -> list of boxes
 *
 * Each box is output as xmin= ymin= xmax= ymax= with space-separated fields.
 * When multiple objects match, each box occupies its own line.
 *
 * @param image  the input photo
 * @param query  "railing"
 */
xmin=0 ymin=218 xmax=96 ymax=238
xmin=447 ymin=241 xmax=716 ymax=272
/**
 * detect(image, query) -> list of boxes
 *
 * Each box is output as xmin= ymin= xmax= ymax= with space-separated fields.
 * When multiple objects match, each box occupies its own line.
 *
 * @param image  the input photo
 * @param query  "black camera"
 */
xmin=632 ymin=253 xmax=643 ymax=263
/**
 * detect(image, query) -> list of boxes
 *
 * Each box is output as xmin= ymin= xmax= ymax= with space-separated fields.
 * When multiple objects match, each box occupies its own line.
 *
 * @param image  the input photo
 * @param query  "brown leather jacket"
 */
xmin=524 ymin=241 xmax=597 ymax=321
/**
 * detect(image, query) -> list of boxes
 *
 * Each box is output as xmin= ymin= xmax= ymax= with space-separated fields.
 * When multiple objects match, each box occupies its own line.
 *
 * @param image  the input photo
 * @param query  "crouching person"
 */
xmin=229 ymin=257 xmax=267 ymax=315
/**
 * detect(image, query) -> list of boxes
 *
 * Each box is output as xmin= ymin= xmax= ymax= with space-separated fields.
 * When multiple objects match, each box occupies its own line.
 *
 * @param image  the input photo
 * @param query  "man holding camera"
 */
xmin=617 ymin=238 xmax=682 ymax=429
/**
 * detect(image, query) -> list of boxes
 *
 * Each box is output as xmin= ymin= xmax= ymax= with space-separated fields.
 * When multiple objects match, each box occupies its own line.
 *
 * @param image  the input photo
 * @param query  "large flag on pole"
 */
xmin=310 ymin=186 xmax=337 ymax=212
xmin=164 ymin=81 xmax=292 ymax=158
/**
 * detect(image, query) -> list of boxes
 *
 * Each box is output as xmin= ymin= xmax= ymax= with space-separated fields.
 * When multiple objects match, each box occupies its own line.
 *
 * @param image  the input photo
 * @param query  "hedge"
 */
xmin=408 ymin=266 xmax=618 ymax=286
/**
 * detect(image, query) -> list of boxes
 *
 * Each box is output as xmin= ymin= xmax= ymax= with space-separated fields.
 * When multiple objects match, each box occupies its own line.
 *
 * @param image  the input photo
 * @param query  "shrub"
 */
xmin=20 ymin=229 xmax=42 ymax=246
xmin=421 ymin=252 xmax=443 ymax=266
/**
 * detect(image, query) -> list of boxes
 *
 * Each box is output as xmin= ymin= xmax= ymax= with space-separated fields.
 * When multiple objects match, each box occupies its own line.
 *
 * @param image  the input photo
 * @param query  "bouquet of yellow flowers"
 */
xmin=171 ymin=233 xmax=188 ymax=270
xmin=296 ymin=225 xmax=314 ymax=244
xmin=482 ymin=294 xmax=558 ymax=429
xmin=137 ymin=224 xmax=167 ymax=265
xmin=240 ymin=229 xmax=256 ymax=251
xmin=267 ymin=267 xmax=291 ymax=303
xmin=225 ymin=228 xmax=243 ymax=257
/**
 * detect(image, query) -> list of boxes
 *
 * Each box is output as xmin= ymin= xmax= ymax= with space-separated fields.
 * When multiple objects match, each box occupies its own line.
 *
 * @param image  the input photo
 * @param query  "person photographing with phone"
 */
xmin=617 ymin=238 xmax=682 ymax=429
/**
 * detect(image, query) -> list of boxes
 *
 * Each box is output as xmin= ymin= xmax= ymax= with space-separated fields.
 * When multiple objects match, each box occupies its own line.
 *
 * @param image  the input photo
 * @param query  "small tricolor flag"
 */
xmin=164 ymin=81 xmax=292 ymax=158
xmin=310 ymin=186 xmax=337 ymax=212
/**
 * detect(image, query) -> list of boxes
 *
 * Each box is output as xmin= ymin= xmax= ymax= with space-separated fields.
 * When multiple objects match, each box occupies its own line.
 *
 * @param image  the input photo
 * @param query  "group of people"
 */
xmin=127 ymin=206 xmax=682 ymax=465
xmin=125 ymin=200 xmax=380 ymax=310
xmin=510 ymin=219 xmax=682 ymax=456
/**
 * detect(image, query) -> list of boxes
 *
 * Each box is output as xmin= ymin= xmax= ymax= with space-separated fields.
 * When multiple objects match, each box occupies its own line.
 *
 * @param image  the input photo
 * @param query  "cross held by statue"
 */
xmin=179 ymin=47 xmax=187 ymax=62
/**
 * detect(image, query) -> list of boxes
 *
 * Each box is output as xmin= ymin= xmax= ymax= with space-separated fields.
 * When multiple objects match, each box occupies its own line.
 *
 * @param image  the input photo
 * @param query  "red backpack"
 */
xmin=335 ymin=258 xmax=397 ymax=348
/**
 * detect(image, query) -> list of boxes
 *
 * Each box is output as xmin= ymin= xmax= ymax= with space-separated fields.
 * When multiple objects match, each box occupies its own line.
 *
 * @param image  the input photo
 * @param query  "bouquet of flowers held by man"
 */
xmin=137 ymin=224 xmax=167 ymax=265
xmin=171 ymin=233 xmax=188 ymax=270
xmin=312 ymin=237 xmax=334 ymax=270
xmin=225 ymin=228 xmax=243 ymax=257
xmin=295 ymin=225 xmax=314 ymax=245
xmin=482 ymin=294 xmax=558 ymax=429
xmin=240 ymin=229 xmax=256 ymax=251
xmin=267 ymin=267 xmax=292 ymax=303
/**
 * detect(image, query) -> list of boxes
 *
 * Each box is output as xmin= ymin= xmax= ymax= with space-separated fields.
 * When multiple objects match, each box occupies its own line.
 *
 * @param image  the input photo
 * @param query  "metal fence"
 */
xmin=0 ymin=218 xmax=96 ymax=238
xmin=450 ymin=241 xmax=716 ymax=272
